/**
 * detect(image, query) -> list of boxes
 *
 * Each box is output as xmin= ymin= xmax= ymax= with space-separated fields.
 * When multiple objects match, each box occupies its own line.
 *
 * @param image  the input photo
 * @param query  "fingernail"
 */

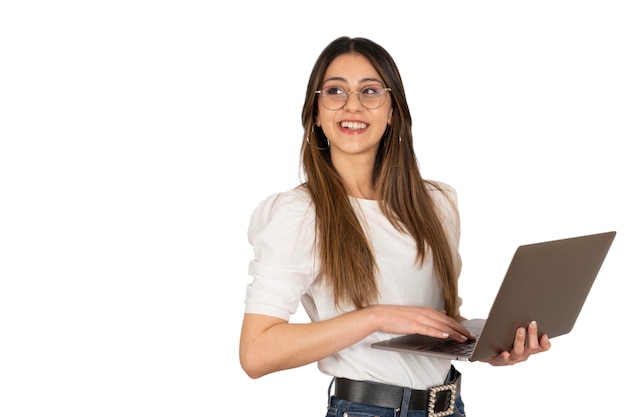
xmin=530 ymin=321 xmax=537 ymax=328
xmin=442 ymin=332 xmax=450 ymax=338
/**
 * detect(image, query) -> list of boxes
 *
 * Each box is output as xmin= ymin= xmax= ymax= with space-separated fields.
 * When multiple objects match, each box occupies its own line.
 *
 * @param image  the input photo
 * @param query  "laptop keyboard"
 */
xmin=418 ymin=338 xmax=476 ymax=355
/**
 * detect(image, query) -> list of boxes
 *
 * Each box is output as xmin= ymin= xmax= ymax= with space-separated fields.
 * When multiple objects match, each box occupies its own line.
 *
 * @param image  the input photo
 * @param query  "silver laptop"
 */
xmin=371 ymin=231 xmax=616 ymax=361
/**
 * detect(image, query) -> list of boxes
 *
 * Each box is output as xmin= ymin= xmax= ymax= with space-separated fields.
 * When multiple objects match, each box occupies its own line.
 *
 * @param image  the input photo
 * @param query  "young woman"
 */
xmin=240 ymin=36 xmax=550 ymax=417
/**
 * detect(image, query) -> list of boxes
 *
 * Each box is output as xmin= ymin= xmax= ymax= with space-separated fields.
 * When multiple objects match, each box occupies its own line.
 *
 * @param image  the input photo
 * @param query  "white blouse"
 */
xmin=244 ymin=183 xmax=463 ymax=390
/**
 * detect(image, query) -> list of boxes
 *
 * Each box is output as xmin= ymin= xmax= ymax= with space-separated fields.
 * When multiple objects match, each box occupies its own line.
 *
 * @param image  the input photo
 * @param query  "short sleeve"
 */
xmin=244 ymin=188 xmax=317 ymax=320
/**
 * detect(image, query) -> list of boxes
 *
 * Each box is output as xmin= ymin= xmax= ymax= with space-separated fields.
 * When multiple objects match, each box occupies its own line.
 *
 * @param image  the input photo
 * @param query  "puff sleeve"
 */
xmin=244 ymin=188 xmax=317 ymax=320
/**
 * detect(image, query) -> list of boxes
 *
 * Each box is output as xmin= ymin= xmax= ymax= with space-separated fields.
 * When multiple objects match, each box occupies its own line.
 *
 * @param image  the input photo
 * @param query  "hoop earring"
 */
xmin=306 ymin=127 xmax=329 ymax=150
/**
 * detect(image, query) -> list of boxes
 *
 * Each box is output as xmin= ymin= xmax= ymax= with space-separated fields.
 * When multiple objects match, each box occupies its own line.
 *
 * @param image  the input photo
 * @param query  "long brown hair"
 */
xmin=300 ymin=37 xmax=459 ymax=316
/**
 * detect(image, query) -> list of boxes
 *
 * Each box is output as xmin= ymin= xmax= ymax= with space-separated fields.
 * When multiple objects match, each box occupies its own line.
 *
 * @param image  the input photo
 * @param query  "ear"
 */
xmin=387 ymin=107 xmax=393 ymax=125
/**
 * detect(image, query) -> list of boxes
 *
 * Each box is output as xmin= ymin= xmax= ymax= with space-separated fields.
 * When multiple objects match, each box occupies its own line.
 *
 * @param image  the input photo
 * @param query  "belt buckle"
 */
xmin=427 ymin=383 xmax=456 ymax=417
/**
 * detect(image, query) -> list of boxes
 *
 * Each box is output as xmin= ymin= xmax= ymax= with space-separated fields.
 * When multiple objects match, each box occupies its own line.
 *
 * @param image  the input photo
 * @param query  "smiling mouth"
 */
xmin=340 ymin=121 xmax=368 ymax=130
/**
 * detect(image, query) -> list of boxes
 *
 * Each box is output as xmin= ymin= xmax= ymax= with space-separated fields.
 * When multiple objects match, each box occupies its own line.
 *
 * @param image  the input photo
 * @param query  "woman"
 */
xmin=240 ymin=36 xmax=550 ymax=417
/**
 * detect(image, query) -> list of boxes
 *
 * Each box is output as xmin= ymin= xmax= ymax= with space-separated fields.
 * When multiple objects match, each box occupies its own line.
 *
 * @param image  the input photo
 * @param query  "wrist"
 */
xmin=362 ymin=304 xmax=383 ymax=333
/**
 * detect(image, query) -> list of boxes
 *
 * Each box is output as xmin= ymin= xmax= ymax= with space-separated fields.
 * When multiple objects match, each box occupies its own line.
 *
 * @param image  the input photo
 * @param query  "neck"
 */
xmin=332 ymin=155 xmax=376 ymax=200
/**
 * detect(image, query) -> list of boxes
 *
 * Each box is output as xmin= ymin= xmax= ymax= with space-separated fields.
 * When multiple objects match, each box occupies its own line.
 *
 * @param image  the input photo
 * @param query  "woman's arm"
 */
xmin=239 ymin=305 xmax=473 ymax=379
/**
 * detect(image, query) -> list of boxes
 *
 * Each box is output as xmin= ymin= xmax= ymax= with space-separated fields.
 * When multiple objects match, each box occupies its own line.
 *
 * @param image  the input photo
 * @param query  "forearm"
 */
xmin=239 ymin=307 xmax=379 ymax=379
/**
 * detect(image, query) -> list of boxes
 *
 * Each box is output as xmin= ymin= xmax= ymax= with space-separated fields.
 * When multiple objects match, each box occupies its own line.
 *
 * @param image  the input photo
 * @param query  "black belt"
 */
xmin=334 ymin=367 xmax=461 ymax=416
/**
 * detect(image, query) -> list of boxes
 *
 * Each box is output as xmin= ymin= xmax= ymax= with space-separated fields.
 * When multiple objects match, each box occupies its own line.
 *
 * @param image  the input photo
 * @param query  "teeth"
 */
xmin=340 ymin=121 xmax=367 ymax=130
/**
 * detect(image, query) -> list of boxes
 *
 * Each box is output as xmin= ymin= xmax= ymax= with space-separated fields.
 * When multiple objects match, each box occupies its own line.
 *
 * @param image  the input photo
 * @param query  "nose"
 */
xmin=344 ymin=91 xmax=363 ymax=111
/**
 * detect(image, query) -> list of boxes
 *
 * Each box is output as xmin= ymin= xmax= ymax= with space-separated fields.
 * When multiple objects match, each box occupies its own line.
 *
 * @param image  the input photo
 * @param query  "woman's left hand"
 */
xmin=481 ymin=320 xmax=551 ymax=366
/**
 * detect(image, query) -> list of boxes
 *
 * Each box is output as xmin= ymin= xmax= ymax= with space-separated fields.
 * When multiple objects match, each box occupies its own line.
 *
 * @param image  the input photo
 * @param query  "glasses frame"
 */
xmin=314 ymin=85 xmax=392 ymax=110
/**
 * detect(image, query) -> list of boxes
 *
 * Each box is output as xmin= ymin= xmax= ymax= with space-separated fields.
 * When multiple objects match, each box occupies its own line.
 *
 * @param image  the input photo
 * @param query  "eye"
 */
xmin=322 ymin=86 xmax=346 ymax=96
xmin=361 ymin=85 xmax=385 ymax=96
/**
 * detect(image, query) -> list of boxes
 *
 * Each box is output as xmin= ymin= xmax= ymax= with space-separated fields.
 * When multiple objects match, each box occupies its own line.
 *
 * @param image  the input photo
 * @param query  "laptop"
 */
xmin=371 ymin=231 xmax=616 ymax=361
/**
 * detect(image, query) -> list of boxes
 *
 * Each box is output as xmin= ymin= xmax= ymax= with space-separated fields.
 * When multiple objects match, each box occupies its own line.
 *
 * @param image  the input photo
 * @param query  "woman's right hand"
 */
xmin=369 ymin=304 xmax=473 ymax=342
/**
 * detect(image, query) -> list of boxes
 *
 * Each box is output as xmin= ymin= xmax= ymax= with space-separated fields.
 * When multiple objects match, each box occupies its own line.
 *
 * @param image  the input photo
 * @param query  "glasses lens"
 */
xmin=317 ymin=85 xmax=389 ymax=110
xmin=319 ymin=86 xmax=347 ymax=110
xmin=359 ymin=85 xmax=387 ymax=109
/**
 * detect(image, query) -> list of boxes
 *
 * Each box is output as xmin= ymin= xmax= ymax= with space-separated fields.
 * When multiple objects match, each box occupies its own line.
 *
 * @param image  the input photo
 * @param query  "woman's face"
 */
xmin=316 ymin=53 xmax=393 ymax=164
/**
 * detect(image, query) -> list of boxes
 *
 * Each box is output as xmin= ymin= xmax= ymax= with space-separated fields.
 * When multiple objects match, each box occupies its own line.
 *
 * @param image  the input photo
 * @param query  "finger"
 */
xmin=429 ymin=324 xmax=468 ymax=342
xmin=430 ymin=312 xmax=473 ymax=338
xmin=491 ymin=351 xmax=511 ymax=366
xmin=447 ymin=331 xmax=469 ymax=343
xmin=512 ymin=326 xmax=526 ymax=357
xmin=499 ymin=352 xmax=511 ymax=363
xmin=421 ymin=308 xmax=473 ymax=342
xmin=421 ymin=326 xmax=453 ymax=339
xmin=410 ymin=317 xmax=455 ymax=339
xmin=440 ymin=320 xmax=473 ymax=342
xmin=423 ymin=310 xmax=470 ymax=341
xmin=526 ymin=321 xmax=539 ymax=350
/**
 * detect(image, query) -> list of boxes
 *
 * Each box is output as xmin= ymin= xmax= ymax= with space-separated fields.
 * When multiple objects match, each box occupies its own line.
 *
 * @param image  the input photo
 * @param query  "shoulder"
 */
xmin=250 ymin=186 xmax=312 ymax=222
xmin=424 ymin=180 xmax=460 ymax=229
xmin=424 ymin=180 xmax=458 ymax=204
xmin=248 ymin=186 xmax=314 ymax=238
xmin=247 ymin=186 xmax=316 ymax=265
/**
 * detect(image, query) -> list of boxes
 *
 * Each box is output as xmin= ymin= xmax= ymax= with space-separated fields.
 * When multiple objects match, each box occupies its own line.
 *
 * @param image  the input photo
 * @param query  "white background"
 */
xmin=1 ymin=1 xmax=624 ymax=416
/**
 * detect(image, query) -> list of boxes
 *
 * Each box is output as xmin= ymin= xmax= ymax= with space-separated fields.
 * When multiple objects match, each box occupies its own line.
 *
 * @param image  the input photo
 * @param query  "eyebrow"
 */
xmin=322 ymin=76 xmax=384 ymax=85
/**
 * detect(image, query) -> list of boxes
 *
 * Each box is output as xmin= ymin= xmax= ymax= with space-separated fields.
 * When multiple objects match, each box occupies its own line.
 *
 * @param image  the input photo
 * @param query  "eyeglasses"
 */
xmin=315 ymin=84 xmax=392 ymax=110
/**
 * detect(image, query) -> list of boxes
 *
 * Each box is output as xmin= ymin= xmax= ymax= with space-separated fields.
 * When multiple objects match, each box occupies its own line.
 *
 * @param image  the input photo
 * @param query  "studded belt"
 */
xmin=334 ymin=366 xmax=461 ymax=417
